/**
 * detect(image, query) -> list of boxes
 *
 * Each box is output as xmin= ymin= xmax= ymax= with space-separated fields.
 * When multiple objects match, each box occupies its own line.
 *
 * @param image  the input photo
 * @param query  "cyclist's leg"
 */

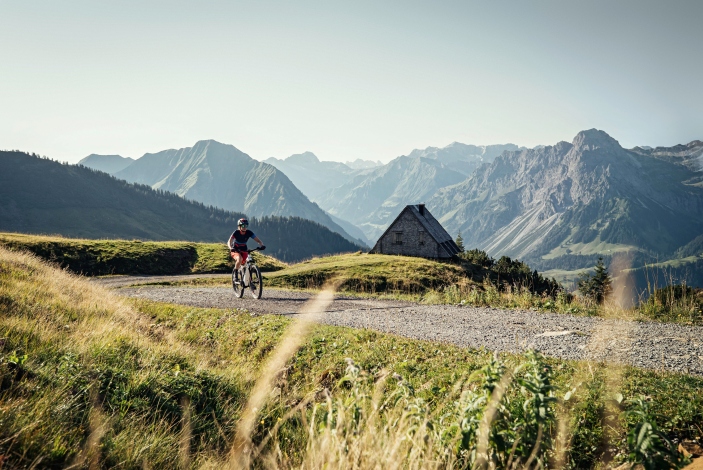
xmin=233 ymin=252 xmax=243 ymax=272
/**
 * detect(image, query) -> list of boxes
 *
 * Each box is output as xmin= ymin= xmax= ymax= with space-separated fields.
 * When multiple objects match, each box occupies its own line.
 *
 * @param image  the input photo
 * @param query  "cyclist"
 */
xmin=228 ymin=218 xmax=265 ymax=282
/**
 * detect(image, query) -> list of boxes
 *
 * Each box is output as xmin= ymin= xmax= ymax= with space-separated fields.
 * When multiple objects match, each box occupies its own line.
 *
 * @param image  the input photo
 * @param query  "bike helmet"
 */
xmin=237 ymin=218 xmax=249 ymax=227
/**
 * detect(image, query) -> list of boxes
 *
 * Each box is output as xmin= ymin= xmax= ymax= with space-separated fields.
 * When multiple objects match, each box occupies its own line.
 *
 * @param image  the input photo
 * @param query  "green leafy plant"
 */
xmin=626 ymin=396 xmax=688 ymax=470
xmin=7 ymin=350 xmax=28 ymax=368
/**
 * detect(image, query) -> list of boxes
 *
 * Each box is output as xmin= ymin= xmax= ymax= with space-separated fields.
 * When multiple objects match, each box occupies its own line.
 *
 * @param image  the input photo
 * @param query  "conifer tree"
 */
xmin=455 ymin=232 xmax=465 ymax=252
xmin=577 ymin=257 xmax=612 ymax=303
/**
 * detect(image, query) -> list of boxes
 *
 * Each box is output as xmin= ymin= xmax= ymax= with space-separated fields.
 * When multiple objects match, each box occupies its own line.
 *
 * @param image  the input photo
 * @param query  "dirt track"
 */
xmin=94 ymin=275 xmax=703 ymax=376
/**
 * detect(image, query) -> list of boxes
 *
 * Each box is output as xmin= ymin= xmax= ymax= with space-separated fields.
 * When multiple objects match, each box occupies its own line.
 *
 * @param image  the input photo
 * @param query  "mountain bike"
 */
xmin=231 ymin=247 xmax=264 ymax=299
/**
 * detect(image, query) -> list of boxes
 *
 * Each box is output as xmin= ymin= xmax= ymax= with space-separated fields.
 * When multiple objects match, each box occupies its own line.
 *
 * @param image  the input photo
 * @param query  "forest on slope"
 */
xmin=0 ymin=151 xmax=362 ymax=262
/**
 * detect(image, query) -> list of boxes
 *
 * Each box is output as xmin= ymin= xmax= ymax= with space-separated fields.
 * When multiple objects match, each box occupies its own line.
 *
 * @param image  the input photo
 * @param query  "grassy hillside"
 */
xmin=0 ymin=151 xmax=363 ymax=262
xmin=625 ymin=255 xmax=703 ymax=290
xmin=0 ymin=232 xmax=286 ymax=275
xmin=264 ymin=251 xmax=560 ymax=296
xmin=265 ymin=252 xmax=471 ymax=293
xmin=1 ymin=246 xmax=702 ymax=468
xmin=540 ymin=252 xmax=703 ymax=293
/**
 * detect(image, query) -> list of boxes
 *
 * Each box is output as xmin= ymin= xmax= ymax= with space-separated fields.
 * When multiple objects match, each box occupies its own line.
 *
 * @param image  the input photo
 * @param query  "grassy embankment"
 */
xmin=1 ymin=246 xmax=702 ymax=468
xmin=0 ymin=232 xmax=286 ymax=275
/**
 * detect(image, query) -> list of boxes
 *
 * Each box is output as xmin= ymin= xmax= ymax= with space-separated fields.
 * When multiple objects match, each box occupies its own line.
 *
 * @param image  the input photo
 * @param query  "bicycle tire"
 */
xmin=232 ymin=266 xmax=244 ymax=298
xmin=248 ymin=265 xmax=263 ymax=299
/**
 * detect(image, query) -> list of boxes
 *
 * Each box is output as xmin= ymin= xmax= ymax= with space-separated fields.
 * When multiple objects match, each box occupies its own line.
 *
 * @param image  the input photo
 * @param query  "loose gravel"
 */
xmin=93 ymin=274 xmax=229 ymax=289
xmin=105 ymin=280 xmax=703 ymax=376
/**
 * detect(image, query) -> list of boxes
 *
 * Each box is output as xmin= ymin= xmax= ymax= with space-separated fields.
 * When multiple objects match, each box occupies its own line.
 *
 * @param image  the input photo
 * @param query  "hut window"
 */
xmin=419 ymin=230 xmax=425 ymax=245
xmin=393 ymin=232 xmax=403 ymax=244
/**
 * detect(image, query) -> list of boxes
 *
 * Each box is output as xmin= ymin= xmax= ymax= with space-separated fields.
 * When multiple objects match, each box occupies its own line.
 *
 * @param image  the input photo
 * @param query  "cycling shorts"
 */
xmin=231 ymin=244 xmax=248 ymax=263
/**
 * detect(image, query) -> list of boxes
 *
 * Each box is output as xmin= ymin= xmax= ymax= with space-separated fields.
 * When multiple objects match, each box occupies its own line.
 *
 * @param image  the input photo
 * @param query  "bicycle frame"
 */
xmin=230 ymin=246 xmax=264 ymax=298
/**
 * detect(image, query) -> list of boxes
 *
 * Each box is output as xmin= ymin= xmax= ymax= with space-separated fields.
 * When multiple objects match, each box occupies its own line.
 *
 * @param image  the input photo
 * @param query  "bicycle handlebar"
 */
xmin=230 ymin=246 xmax=265 ymax=253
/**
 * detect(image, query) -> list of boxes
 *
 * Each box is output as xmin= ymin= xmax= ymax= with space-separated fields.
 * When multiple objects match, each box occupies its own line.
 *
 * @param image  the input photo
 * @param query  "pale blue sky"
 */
xmin=1 ymin=1 xmax=701 ymax=163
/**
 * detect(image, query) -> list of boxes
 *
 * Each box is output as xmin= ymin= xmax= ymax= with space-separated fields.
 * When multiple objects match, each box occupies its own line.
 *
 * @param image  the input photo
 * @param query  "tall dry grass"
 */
xmin=228 ymin=287 xmax=337 ymax=468
xmin=0 ymin=246 xmax=245 ymax=467
xmin=242 ymin=350 xmax=563 ymax=470
xmin=0 ymin=246 xmax=696 ymax=469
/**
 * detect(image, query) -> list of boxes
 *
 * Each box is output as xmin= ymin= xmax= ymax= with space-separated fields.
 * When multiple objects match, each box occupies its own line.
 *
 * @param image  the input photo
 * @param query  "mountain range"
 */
xmin=80 ymin=140 xmax=366 ymax=246
xmin=75 ymin=130 xmax=703 ymax=286
xmin=262 ymin=131 xmax=703 ymax=286
xmin=0 ymin=151 xmax=362 ymax=262
xmin=316 ymin=155 xmax=467 ymax=241
xmin=307 ymin=143 xmax=520 ymax=241
xmin=429 ymin=130 xmax=703 ymax=271
xmin=81 ymin=141 xmax=524 ymax=246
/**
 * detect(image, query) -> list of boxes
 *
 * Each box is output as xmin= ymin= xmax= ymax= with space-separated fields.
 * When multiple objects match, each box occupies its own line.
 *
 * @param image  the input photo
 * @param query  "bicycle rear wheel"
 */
xmin=248 ymin=265 xmax=263 ymax=299
xmin=232 ymin=267 xmax=244 ymax=298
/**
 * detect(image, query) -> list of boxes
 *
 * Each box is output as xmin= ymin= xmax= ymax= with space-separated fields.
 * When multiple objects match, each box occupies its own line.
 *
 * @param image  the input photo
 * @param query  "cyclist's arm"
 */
xmin=253 ymin=236 xmax=263 ymax=247
xmin=227 ymin=234 xmax=235 ymax=250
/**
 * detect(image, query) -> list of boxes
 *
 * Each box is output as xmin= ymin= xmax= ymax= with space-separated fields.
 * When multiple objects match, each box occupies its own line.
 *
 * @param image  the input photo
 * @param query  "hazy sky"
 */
xmin=1 ymin=1 xmax=702 ymax=164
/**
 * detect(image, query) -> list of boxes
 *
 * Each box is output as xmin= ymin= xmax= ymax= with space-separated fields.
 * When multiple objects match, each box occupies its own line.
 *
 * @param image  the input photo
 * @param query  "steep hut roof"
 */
xmin=370 ymin=204 xmax=462 ymax=257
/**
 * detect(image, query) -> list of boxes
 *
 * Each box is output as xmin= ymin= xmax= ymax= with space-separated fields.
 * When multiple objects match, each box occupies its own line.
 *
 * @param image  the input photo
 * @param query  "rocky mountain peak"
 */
xmin=186 ymin=139 xmax=245 ymax=159
xmin=571 ymin=129 xmax=622 ymax=152
xmin=285 ymin=151 xmax=320 ymax=165
xmin=193 ymin=139 xmax=221 ymax=147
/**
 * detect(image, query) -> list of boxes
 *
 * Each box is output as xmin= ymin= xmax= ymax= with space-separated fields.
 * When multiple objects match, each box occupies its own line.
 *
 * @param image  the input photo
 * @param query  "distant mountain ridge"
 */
xmin=79 ymin=154 xmax=134 ymax=174
xmin=406 ymin=142 xmax=523 ymax=176
xmin=317 ymin=155 xmax=467 ymax=241
xmin=0 ymin=151 xmax=362 ymax=262
xmin=82 ymin=141 xmax=524 ymax=247
xmin=428 ymin=129 xmax=703 ymax=271
xmin=314 ymin=141 xmax=521 ymax=241
xmin=631 ymin=140 xmax=703 ymax=186
xmin=345 ymin=158 xmax=383 ymax=170
xmin=81 ymin=140 xmax=363 ymax=246
xmin=264 ymin=151 xmax=358 ymax=201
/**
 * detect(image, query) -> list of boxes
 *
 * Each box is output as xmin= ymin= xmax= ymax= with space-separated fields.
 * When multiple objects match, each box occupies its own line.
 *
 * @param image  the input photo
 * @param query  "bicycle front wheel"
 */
xmin=248 ymin=265 xmax=263 ymax=299
xmin=232 ymin=267 xmax=244 ymax=298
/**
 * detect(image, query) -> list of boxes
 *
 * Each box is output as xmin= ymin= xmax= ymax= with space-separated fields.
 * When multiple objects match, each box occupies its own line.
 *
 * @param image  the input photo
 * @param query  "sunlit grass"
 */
xmin=0 ymin=231 xmax=287 ymax=275
xmin=1 ymin=246 xmax=701 ymax=468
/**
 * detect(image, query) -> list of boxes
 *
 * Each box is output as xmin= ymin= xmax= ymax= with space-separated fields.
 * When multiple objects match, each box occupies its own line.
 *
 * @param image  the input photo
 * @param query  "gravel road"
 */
xmin=93 ymin=274 xmax=229 ymax=288
xmin=100 ymin=278 xmax=703 ymax=375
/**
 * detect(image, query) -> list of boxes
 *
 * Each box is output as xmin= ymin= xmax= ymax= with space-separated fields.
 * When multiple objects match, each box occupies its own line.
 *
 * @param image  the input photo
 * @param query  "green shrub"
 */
xmin=461 ymin=248 xmax=494 ymax=268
